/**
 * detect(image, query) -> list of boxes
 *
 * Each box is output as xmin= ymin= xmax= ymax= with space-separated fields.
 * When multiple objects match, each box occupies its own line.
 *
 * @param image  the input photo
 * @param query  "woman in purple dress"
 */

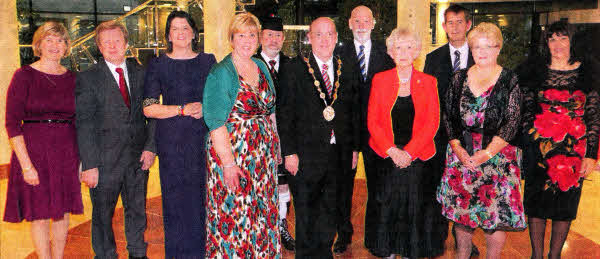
xmin=143 ymin=11 xmax=216 ymax=258
xmin=4 ymin=21 xmax=83 ymax=259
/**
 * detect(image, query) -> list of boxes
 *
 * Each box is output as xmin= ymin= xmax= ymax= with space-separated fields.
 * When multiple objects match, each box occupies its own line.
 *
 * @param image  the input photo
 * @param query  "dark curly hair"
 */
xmin=165 ymin=10 xmax=199 ymax=53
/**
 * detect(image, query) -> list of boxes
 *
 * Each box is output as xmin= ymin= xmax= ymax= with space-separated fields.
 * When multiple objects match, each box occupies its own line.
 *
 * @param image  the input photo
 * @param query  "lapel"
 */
xmin=442 ymin=44 xmax=453 ymax=72
xmin=255 ymin=51 xmax=280 ymax=80
xmin=126 ymin=60 xmax=138 ymax=112
xmin=467 ymin=50 xmax=475 ymax=68
xmin=99 ymin=60 xmax=131 ymax=113
xmin=367 ymin=43 xmax=380 ymax=79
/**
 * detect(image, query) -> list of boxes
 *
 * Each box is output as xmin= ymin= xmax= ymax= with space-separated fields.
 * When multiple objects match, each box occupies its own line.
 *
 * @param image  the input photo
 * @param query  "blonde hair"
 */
xmin=385 ymin=27 xmax=422 ymax=53
xmin=32 ymin=21 xmax=71 ymax=57
xmin=94 ymin=21 xmax=129 ymax=46
xmin=467 ymin=22 xmax=503 ymax=50
xmin=227 ymin=12 xmax=261 ymax=45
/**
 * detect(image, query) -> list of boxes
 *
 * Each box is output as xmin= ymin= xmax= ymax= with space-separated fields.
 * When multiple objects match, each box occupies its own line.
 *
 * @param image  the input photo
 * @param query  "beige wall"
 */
xmin=0 ymin=1 xmax=19 ymax=165
xmin=397 ymin=0 xmax=431 ymax=70
xmin=204 ymin=0 xmax=235 ymax=61
xmin=545 ymin=0 xmax=600 ymax=24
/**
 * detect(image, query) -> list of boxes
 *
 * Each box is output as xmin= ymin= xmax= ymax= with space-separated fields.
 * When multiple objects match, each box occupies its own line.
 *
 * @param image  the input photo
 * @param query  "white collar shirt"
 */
xmin=313 ymin=54 xmax=334 ymax=83
xmin=105 ymin=60 xmax=130 ymax=91
xmin=449 ymin=42 xmax=469 ymax=70
xmin=260 ymin=52 xmax=281 ymax=72
xmin=354 ymin=39 xmax=372 ymax=73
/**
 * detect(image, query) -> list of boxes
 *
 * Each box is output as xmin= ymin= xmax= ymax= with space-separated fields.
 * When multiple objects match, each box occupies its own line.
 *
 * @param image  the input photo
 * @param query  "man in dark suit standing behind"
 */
xmin=334 ymin=5 xmax=395 ymax=254
xmin=76 ymin=21 xmax=156 ymax=259
xmin=252 ymin=15 xmax=295 ymax=251
xmin=423 ymin=4 xmax=478 ymax=256
xmin=277 ymin=17 xmax=360 ymax=258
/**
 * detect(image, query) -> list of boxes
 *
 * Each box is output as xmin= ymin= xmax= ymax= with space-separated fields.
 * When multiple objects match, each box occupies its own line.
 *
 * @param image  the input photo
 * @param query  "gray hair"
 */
xmin=385 ymin=27 xmax=422 ymax=53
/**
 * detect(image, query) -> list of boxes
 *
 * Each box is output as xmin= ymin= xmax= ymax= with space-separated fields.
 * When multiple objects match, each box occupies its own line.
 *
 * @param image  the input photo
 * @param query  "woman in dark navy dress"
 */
xmin=143 ymin=11 xmax=216 ymax=258
xmin=4 ymin=21 xmax=83 ymax=259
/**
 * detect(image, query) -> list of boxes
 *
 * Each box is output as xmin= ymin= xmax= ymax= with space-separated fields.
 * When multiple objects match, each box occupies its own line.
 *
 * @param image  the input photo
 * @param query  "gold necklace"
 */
xmin=303 ymin=54 xmax=342 ymax=121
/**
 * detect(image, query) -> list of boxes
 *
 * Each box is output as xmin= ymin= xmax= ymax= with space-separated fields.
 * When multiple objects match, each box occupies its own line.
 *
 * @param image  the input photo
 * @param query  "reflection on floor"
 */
xmin=12 ymin=179 xmax=600 ymax=259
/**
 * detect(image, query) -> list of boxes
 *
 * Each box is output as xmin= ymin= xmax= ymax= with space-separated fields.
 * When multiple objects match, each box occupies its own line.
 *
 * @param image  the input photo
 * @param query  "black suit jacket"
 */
xmin=424 ymin=43 xmax=475 ymax=106
xmin=277 ymin=53 xmax=360 ymax=165
xmin=75 ymin=59 xmax=156 ymax=174
xmin=335 ymin=40 xmax=395 ymax=148
xmin=253 ymin=49 xmax=291 ymax=96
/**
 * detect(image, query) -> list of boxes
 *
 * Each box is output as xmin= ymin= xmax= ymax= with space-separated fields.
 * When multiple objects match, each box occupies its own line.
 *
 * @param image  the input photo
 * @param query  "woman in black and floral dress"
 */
xmin=437 ymin=23 xmax=525 ymax=259
xmin=520 ymin=21 xmax=599 ymax=259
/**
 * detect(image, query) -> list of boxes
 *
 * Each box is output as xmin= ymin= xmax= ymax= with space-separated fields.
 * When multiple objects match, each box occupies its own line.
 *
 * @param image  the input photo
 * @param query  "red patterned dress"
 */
xmin=205 ymin=70 xmax=281 ymax=258
xmin=523 ymin=66 xmax=599 ymax=220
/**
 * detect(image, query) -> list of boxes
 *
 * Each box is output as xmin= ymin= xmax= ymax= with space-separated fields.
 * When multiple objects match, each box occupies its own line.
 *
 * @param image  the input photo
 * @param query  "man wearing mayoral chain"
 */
xmin=277 ymin=17 xmax=361 ymax=258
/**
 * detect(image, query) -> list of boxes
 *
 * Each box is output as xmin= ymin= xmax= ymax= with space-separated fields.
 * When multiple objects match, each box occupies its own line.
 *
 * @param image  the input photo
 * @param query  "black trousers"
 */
xmin=289 ymin=147 xmax=342 ymax=259
xmin=334 ymin=148 xmax=357 ymax=243
xmin=362 ymin=145 xmax=382 ymax=249
xmin=90 ymin=165 xmax=149 ymax=259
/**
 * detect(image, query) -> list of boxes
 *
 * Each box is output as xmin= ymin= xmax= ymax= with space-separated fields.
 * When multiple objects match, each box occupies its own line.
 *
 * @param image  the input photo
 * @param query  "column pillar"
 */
xmin=435 ymin=2 xmax=450 ymax=48
xmin=0 ymin=0 xmax=19 ymax=165
xmin=397 ymin=0 xmax=431 ymax=70
xmin=204 ymin=0 xmax=235 ymax=61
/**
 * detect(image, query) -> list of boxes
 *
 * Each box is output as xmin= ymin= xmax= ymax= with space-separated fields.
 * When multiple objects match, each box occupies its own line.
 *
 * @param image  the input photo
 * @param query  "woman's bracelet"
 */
xmin=178 ymin=105 xmax=185 ymax=116
xmin=223 ymin=162 xmax=236 ymax=169
xmin=22 ymin=166 xmax=32 ymax=173
xmin=483 ymin=149 xmax=494 ymax=159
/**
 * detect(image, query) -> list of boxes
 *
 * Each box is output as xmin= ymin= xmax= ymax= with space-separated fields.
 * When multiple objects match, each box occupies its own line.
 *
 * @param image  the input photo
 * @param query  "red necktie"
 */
xmin=115 ymin=67 xmax=130 ymax=109
xmin=268 ymin=60 xmax=277 ymax=75
xmin=322 ymin=64 xmax=332 ymax=97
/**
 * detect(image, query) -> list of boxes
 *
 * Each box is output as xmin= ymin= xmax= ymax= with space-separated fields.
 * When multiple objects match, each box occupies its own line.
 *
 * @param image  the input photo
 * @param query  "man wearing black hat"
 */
xmin=253 ymin=15 xmax=295 ymax=252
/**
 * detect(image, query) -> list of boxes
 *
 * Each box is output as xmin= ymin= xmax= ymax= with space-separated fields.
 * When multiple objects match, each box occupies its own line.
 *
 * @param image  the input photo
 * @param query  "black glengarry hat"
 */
xmin=261 ymin=14 xmax=283 ymax=31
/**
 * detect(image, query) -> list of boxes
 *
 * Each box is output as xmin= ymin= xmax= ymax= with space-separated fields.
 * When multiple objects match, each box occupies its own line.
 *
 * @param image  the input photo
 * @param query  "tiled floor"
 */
xmin=13 ymin=179 xmax=600 ymax=259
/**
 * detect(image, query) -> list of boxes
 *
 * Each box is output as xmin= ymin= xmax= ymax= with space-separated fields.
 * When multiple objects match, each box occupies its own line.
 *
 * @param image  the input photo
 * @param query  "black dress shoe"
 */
xmin=128 ymin=256 xmax=148 ymax=259
xmin=333 ymin=240 xmax=349 ymax=254
xmin=280 ymin=218 xmax=296 ymax=251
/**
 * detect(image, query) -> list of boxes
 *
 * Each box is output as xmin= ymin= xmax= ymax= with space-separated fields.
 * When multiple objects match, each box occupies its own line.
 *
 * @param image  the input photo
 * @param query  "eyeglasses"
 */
xmin=472 ymin=45 xmax=499 ymax=51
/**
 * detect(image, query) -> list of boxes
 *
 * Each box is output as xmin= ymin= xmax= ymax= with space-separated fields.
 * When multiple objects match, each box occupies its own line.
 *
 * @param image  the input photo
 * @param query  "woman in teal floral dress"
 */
xmin=437 ymin=23 xmax=525 ymax=259
xmin=202 ymin=13 xmax=280 ymax=258
xmin=519 ymin=21 xmax=599 ymax=259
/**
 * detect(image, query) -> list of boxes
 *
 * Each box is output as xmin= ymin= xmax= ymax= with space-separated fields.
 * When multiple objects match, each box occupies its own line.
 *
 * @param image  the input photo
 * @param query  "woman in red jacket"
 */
xmin=367 ymin=27 xmax=446 ymax=259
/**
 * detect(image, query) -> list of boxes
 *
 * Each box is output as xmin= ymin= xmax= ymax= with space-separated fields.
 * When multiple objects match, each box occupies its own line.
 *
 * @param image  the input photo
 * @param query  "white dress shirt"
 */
xmin=260 ymin=52 xmax=281 ymax=72
xmin=449 ymin=42 xmax=469 ymax=70
xmin=105 ymin=60 xmax=130 ymax=91
xmin=354 ymin=39 xmax=372 ymax=74
xmin=313 ymin=54 xmax=334 ymax=82
xmin=313 ymin=53 xmax=336 ymax=144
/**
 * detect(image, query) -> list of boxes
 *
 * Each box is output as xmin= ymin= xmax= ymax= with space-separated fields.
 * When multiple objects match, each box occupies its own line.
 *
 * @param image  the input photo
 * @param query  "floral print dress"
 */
xmin=522 ymin=67 xmax=600 ymax=220
xmin=437 ymin=85 xmax=527 ymax=231
xmin=205 ymin=70 xmax=281 ymax=258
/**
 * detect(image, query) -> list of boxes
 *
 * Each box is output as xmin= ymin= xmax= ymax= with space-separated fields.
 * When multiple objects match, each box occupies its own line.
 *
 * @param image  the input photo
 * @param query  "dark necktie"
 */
xmin=453 ymin=50 xmax=461 ymax=72
xmin=322 ymin=63 xmax=333 ymax=97
xmin=268 ymin=60 xmax=277 ymax=75
xmin=115 ymin=67 xmax=130 ymax=109
xmin=358 ymin=45 xmax=366 ymax=81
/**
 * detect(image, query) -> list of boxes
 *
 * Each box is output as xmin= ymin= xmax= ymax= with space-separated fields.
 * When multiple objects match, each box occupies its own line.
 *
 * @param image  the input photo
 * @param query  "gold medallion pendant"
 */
xmin=323 ymin=106 xmax=335 ymax=121
xmin=303 ymin=54 xmax=342 ymax=122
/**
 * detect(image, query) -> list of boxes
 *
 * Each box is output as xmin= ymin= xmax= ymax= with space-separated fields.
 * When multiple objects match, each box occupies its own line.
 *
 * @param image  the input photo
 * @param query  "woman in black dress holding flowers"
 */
xmin=520 ymin=21 xmax=599 ymax=259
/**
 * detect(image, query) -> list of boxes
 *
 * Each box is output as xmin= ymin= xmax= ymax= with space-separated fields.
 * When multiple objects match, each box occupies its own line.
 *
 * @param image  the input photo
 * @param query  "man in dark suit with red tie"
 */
xmin=76 ymin=21 xmax=156 ymax=259
xmin=423 ymin=4 xmax=478 ymax=256
xmin=277 ymin=17 xmax=360 ymax=258
xmin=334 ymin=5 xmax=395 ymax=254
xmin=252 ymin=15 xmax=295 ymax=251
